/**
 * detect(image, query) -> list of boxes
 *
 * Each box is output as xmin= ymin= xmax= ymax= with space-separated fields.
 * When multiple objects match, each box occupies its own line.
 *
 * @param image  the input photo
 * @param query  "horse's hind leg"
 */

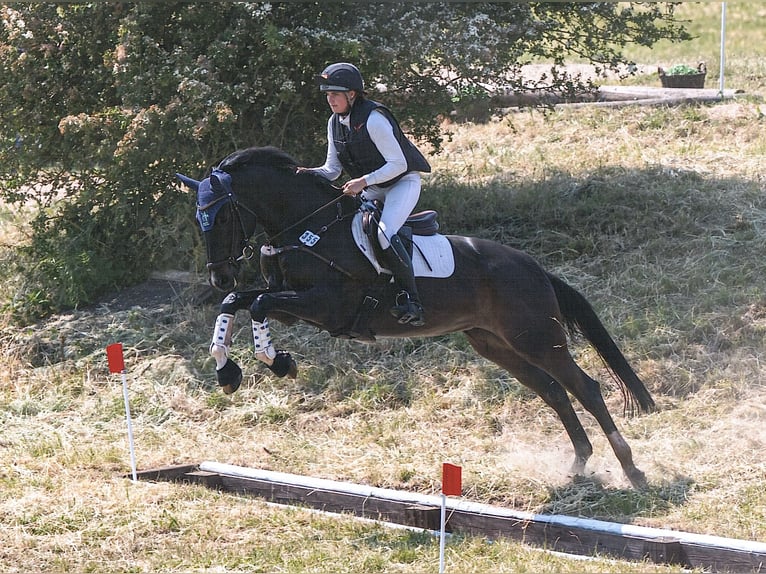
xmin=560 ymin=367 xmax=648 ymax=489
xmin=517 ymin=333 xmax=648 ymax=489
xmin=464 ymin=329 xmax=594 ymax=477
xmin=530 ymin=347 xmax=647 ymax=488
xmin=465 ymin=328 xmax=648 ymax=489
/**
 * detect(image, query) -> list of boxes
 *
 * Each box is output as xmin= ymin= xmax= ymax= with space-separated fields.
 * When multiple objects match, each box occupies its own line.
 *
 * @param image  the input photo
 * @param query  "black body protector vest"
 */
xmin=331 ymin=99 xmax=431 ymax=187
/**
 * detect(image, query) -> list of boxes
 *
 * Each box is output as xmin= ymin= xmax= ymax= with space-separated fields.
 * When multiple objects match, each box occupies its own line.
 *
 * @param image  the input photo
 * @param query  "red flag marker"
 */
xmin=106 ymin=342 xmax=136 ymax=481
xmin=107 ymin=343 xmax=125 ymax=373
xmin=442 ymin=462 xmax=462 ymax=496
xmin=440 ymin=462 xmax=462 ymax=573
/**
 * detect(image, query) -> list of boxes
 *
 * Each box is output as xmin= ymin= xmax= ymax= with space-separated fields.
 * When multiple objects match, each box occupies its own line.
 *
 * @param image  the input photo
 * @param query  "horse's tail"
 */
xmin=547 ymin=272 xmax=655 ymax=414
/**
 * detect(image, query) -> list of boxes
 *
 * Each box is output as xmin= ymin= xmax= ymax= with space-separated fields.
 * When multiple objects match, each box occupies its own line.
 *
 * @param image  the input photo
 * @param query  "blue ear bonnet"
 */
xmin=196 ymin=169 xmax=235 ymax=232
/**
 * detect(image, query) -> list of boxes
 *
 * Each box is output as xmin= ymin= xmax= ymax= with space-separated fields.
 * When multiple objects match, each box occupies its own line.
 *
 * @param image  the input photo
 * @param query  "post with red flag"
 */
xmin=107 ymin=343 xmax=137 ymax=482
xmin=440 ymin=462 xmax=462 ymax=573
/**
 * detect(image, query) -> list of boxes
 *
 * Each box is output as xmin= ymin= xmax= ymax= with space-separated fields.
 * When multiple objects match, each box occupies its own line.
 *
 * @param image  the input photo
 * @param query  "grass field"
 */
xmin=1 ymin=3 xmax=765 ymax=573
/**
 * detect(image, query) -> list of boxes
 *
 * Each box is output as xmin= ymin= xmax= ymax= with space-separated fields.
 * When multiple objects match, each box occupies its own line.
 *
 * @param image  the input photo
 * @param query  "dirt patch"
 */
xmin=93 ymin=278 xmax=208 ymax=312
xmin=91 ymin=272 xmax=216 ymax=313
xmin=2 ymin=274 xmax=218 ymax=368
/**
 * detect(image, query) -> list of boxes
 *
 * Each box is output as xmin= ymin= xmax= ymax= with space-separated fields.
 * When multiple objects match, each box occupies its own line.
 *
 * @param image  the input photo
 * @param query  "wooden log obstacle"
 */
xmin=134 ymin=462 xmax=766 ymax=572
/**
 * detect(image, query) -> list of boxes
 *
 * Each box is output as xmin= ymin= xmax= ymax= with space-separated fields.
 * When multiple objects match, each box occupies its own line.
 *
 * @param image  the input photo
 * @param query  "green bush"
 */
xmin=0 ymin=3 xmax=690 ymax=321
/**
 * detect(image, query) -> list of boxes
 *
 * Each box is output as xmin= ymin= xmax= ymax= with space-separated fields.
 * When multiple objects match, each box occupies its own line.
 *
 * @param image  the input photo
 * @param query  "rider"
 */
xmin=298 ymin=63 xmax=430 ymax=326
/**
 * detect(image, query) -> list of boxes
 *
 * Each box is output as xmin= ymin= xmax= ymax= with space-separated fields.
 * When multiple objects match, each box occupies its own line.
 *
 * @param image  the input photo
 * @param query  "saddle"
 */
xmin=361 ymin=200 xmax=439 ymax=243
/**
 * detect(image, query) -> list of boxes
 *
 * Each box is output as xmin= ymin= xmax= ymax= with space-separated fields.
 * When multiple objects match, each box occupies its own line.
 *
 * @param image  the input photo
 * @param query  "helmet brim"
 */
xmin=319 ymin=84 xmax=352 ymax=92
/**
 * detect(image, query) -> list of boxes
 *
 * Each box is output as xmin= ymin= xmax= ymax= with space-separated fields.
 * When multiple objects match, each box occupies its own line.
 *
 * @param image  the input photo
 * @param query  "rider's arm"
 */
xmin=303 ymin=117 xmax=343 ymax=181
xmin=363 ymin=110 xmax=407 ymax=186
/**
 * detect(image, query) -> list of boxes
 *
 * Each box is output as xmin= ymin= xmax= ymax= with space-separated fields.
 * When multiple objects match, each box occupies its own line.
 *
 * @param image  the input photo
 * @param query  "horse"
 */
xmin=177 ymin=145 xmax=656 ymax=489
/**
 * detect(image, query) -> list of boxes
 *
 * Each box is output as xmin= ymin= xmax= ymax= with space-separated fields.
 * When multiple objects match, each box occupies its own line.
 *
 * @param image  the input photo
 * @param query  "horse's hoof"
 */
xmin=217 ymin=359 xmax=243 ymax=395
xmin=627 ymin=468 xmax=649 ymax=490
xmin=268 ymin=350 xmax=298 ymax=379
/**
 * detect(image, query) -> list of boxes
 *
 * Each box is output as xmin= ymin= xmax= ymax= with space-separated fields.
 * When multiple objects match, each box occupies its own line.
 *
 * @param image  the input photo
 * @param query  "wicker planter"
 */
xmin=658 ymin=63 xmax=707 ymax=89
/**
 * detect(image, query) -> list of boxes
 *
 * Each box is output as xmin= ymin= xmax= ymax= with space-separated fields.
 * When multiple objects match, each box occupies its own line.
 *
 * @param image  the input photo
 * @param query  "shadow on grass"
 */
xmin=537 ymin=473 xmax=694 ymax=523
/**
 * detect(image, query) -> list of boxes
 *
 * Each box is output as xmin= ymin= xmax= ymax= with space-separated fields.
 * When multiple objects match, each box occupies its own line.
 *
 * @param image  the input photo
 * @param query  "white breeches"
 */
xmin=362 ymin=173 xmax=421 ymax=249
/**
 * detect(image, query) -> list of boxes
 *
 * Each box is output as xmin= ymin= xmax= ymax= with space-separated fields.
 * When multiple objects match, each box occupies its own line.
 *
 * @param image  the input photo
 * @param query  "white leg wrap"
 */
xmin=252 ymin=318 xmax=277 ymax=366
xmin=209 ymin=313 xmax=234 ymax=370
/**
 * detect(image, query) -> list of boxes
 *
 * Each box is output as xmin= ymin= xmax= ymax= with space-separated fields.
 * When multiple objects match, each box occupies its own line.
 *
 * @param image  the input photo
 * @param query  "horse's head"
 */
xmin=179 ymin=146 xmax=345 ymax=291
xmin=177 ymin=169 xmax=257 ymax=292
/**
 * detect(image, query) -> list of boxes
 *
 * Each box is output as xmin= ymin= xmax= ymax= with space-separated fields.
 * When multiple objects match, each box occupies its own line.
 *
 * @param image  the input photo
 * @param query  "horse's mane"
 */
xmin=216 ymin=145 xmax=343 ymax=199
xmin=217 ymin=146 xmax=298 ymax=173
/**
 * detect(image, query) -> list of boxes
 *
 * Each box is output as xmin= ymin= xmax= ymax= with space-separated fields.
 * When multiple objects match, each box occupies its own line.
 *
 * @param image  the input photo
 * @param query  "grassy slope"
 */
xmin=1 ymin=3 xmax=765 ymax=573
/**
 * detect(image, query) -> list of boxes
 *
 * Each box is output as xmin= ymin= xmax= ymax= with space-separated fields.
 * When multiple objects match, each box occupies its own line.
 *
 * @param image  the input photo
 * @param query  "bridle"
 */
xmin=203 ymin=175 xmax=359 ymax=279
xmin=199 ymin=192 xmax=260 ymax=273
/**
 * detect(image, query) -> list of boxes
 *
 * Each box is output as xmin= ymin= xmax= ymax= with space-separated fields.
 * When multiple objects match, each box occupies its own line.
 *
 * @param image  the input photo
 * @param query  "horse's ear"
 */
xmin=176 ymin=173 xmax=200 ymax=192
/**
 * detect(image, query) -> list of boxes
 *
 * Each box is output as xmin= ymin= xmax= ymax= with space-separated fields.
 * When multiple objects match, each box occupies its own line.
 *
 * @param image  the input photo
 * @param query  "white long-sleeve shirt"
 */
xmin=309 ymin=109 xmax=408 ymax=187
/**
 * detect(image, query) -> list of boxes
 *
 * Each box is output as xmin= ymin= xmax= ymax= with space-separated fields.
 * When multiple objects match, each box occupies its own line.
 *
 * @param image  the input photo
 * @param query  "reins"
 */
xmin=220 ymin=182 xmax=359 ymax=278
xmin=265 ymin=187 xmax=352 ymax=247
xmin=262 ymin=189 xmax=359 ymax=278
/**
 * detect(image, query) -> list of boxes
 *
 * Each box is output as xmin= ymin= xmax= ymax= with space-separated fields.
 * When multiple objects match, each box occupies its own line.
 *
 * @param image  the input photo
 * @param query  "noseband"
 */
xmin=206 ymin=200 xmax=259 ymax=272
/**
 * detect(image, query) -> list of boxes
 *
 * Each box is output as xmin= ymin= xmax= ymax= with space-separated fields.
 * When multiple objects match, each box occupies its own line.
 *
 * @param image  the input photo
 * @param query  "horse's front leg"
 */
xmin=249 ymin=287 xmax=343 ymax=379
xmin=248 ymin=291 xmax=304 ymax=380
xmin=249 ymin=316 xmax=298 ymax=379
xmin=209 ymin=290 xmax=262 ymax=394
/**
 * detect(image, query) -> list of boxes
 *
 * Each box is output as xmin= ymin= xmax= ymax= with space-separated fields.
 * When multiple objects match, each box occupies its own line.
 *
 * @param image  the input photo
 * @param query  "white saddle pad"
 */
xmin=351 ymin=212 xmax=455 ymax=278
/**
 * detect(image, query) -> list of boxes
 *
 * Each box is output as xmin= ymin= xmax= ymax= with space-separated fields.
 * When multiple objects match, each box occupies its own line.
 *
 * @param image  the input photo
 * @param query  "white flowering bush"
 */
xmin=0 ymin=3 xmax=689 ymax=320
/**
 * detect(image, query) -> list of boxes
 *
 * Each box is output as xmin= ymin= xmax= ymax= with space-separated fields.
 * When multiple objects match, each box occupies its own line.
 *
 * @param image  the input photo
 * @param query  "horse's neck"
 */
xmin=256 ymin=173 xmax=344 ymax=240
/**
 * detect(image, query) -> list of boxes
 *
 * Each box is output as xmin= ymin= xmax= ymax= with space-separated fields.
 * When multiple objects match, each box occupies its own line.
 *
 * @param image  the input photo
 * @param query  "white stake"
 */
xmin=719 ymin=2 xmax=727 ymax=98
xmin=107 ymin=343 xmax=137 ymax=482
xmin=120 ymin=369 xmax=138 ymax=482
xmin=439 ymin=493 xmax=447 ymax=573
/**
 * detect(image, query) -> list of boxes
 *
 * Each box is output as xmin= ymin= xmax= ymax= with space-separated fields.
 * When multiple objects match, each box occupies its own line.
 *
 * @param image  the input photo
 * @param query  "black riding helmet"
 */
xmin=317 ymin=62 xmax=364 ymax=93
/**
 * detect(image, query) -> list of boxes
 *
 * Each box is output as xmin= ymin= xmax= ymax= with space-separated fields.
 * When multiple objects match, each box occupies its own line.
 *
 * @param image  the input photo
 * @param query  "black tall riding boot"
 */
xmin=380 ymin=234 xmax=425 ymax=326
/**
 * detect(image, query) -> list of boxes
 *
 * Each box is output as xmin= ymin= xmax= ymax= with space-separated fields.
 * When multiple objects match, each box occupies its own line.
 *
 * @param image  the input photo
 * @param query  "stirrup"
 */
xmin=390 ymin=291 xmax=425 ymax=326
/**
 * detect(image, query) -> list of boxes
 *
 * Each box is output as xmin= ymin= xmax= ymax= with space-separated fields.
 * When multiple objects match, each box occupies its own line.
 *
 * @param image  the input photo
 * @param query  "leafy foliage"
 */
xmin=0 ymin=2 xmax=690 ymax=320
xmin=664 ymin=64 xmax=702 ymax=76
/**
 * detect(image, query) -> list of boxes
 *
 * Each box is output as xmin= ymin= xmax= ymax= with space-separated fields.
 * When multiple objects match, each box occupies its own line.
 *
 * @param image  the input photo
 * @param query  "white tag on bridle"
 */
xmin=299 ymin=230 xmax=321 ymax=247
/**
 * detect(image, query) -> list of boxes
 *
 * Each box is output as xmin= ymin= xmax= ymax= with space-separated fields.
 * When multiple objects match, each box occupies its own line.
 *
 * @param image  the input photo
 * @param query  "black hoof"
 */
xmin=216 ymin=359 xmax=242 ymax=395
xmin=267 ymin=350 xmax=298 ymax=379
xmin=627 ymin=468 xmax=649 ymax=490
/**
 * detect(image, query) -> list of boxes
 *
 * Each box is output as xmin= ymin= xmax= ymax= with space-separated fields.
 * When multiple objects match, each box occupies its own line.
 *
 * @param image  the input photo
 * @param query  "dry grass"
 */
xmin=4 ymin=95 xmax=766 ymax=569
xmin=2 ymin=4 xmax=766 ymax=572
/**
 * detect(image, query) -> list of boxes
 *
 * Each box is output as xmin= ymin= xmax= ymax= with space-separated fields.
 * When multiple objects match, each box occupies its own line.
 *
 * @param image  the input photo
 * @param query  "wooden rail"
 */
xmin=134 ymin=462 xmax=766 ymax=572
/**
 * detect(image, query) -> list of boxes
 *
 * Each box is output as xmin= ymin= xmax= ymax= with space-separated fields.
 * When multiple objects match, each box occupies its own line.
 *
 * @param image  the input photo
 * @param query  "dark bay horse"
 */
xmin=177 ymin=146 xmax=655 ymax=489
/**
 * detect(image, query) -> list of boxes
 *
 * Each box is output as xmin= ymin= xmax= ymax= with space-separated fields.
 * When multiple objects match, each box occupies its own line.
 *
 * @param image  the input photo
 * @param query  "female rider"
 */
xmin=298 ymin=63 xmax=430 ymax=326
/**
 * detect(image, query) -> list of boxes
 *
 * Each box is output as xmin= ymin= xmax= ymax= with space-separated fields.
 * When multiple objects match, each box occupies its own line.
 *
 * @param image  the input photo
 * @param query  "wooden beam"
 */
xmin=136 ymin=462 xmax=766 ymax=572
xmin=131 ymin=464 xmax=198 ymax=482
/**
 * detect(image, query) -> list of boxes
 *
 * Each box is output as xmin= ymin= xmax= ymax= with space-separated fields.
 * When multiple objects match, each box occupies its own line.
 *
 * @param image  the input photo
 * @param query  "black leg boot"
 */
xmin=380 ymin=234 xmax=425 ymax=326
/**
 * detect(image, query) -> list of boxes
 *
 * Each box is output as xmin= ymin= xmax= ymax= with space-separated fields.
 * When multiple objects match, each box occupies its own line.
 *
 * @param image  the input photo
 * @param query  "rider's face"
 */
xmin=326 ymin=90 xmax=355 ymax=115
